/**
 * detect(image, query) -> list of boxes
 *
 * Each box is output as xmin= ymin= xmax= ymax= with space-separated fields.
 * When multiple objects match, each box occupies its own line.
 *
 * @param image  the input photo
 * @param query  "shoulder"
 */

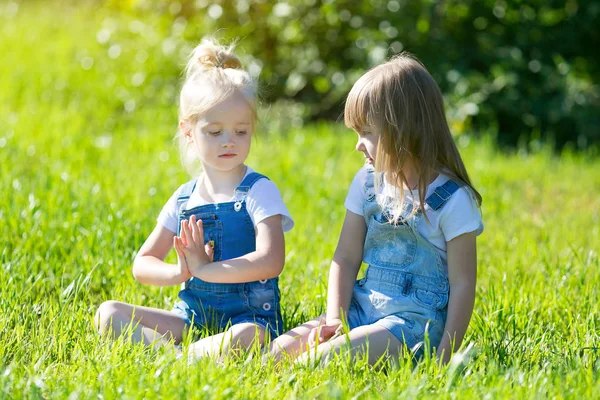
xmin=443 ymin=183 xmax=480 ymax=212
xmin=356 ymin=163 xmax=373 ymax=182
xmin=164 ymin=178 xmax=202 ymax=213
xmin=163 ymin=180 xmax=193 ymax=206
xmin=176 ymin=179 xmax=198 ymax=199
xmin=344 ymin=164 xmax=372 ymax=216
xmin=244 ymin=172 xmax=294 ymax=231
xmin=349 ymin=164 xmax=373 ymax=191
xmin=157 ymin=179 xmax=197 ymax=233
xmin=241 ymin=169 xmax=270 ymax=185
xmin=426 ymin=174 xmax=476 ymax=208
xmin=433 ymin=177 xmax=484 ymax=240
xmin=242 ymin=168 xmax=273 ymax=195
xmin=247 ymin=176 xmax=280 ymax=200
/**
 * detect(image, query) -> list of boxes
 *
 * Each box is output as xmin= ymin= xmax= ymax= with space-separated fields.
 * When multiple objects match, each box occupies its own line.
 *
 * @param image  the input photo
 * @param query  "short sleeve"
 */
xmin=438 ymin=187 xmax=484 ymax=242
xmin=156 ymin=186 xmax=182 ymax=233
xmin=344 ymin=166 xmax=369 ymax=216
xmin=245 ymin=179 xmax=294 ymax=232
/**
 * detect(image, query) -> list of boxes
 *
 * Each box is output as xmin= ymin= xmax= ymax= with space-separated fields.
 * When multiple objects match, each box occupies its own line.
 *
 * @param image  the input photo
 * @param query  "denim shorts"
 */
xmin=347 ymin=267 xmax=448 ymax=358
xmin=172 ymin=279 xmax=283 ymax=340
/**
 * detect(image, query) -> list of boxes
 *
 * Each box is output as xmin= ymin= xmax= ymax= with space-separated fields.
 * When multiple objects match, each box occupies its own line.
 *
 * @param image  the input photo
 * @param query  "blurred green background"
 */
xmin=4 ymin=0 xmax=599 ymax=150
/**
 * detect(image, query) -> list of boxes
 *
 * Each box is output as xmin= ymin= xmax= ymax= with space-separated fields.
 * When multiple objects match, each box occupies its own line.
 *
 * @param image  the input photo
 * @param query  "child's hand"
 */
xmin=174 ymin=216 xmax=214 ymax=276
xmin=173 ymin=236 xmax=193 ymax=281
xmin=308 ymin=318 xmax=343 ymax=347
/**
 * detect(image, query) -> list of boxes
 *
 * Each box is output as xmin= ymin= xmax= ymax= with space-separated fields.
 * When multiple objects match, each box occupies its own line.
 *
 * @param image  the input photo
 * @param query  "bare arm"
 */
xmin=182 ymin=214 xmax=285 ymax=283
xmin=132 ymin=224 xmax=191 ymax=287
xmin=325 ymin=210 xmax=367 ymax=325
xmin=436 ymin=231 xmax=477 ymax=363
xmin=308 ymin=210 xmax=366 ymax=345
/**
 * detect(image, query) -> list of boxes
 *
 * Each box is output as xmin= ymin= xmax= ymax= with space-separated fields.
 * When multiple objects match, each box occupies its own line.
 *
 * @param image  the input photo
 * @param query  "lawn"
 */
xmin=1 ymin=2 xmax=599 ymax=398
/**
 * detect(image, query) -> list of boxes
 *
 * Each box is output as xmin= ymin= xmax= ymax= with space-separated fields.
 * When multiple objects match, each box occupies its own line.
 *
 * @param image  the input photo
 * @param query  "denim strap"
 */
xmin=234 ymin=172 xmax=269 ymax=200
xmin=425 ymin=179 xmax=461 ymax=211
xmin=176 ymin=179 xmax=198 ymax=213
xmin=364 ymin=165 xmax=376 ymax=201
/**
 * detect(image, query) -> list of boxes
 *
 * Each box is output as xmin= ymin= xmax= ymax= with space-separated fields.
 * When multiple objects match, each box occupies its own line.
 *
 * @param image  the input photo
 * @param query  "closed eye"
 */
xmin=208 ymin=131 xmax=221 ymax=136
xmin=236 ymin=130 xmax=248 ymax=136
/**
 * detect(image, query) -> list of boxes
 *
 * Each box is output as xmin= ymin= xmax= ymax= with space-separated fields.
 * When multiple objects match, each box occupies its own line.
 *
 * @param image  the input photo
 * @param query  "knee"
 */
xmin=267 ymin=330 xmax=308 ymax=363
xmin=267 ymin=337 xmax=286 ymax=360
xmin=228 ymin=323 xmax=266 ymax=347
xmin=94 ymin=300 xmax=123 ymax=334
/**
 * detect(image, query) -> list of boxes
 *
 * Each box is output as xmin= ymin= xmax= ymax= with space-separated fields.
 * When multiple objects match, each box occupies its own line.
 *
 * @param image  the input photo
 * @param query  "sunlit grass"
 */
xmin=1 ymin=2 xmax=600 ymax=398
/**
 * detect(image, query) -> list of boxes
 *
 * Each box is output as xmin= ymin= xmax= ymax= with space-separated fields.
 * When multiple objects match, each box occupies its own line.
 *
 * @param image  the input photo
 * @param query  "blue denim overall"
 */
xmin=347 ymin=166 xmax=461 ymax=357
xmin=171 ymin=172 xmax=283 ymax=339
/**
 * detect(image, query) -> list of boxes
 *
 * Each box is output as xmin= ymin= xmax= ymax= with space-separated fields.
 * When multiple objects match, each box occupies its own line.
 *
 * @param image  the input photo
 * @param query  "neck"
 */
xmin=400 ymin=160 xmax=437 ymax=190
xmin=401 ymin=159 xmax=419 ymax=190
xmin=201 ymin=164 xmax=247 ymax=196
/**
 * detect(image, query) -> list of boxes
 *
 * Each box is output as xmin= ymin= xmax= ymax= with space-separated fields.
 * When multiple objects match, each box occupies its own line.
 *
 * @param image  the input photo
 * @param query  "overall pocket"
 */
xmin=245 ymin=281 xmax=277 ymax=315
xmin=179 ymin=214 xmax=223 ymax=261
xmin=367 ymin=217 xmax=417 ymax=268
xmin=411 ymin=289 xmax=449 ymax=310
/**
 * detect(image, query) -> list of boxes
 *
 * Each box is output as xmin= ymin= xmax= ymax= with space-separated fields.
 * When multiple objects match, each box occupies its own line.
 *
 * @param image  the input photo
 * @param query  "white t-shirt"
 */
xmin=158 ymin=167 xmax=294 ymax=233
xmin=344 ymin=165 xmax=483 ymax=261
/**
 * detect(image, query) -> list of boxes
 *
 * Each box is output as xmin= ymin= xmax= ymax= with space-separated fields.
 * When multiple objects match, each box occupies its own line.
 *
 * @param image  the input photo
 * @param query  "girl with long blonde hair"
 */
xmin=270 ymin=53 xmax=483 ymax=364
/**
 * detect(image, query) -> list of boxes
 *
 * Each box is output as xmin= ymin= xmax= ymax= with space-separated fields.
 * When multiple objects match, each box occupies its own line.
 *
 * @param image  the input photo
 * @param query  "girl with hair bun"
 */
xmin=95 ymin=38 xmax=294 ymax=359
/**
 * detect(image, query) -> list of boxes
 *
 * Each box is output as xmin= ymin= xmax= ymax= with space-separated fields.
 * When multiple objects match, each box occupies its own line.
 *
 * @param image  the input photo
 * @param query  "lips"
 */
xmin=219 ymin=153 xmax=237 ymax=158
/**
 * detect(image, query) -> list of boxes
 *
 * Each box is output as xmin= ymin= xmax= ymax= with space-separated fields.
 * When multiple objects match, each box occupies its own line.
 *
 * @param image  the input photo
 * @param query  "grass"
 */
xmin=1 ymin=2 xmax=600 ymax=398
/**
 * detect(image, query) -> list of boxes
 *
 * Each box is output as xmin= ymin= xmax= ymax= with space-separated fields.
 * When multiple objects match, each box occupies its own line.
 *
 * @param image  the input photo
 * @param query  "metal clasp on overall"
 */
xmin=234 ymin=201 xmax=242 ymax=212
xmin=234 ymin=186 xmax=250 ymax=212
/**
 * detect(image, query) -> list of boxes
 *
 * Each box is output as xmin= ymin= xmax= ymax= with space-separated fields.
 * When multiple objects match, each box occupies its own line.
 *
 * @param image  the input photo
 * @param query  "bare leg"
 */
xmin=267 ymin=315 xmax=323 ymax=364
xmin=95 ymin=300 xmax=188 ymax=347
xmin=296 ymin=324 xmax=403 ymax=366
xmin=188 ymin=322 xmax=266 ymax=360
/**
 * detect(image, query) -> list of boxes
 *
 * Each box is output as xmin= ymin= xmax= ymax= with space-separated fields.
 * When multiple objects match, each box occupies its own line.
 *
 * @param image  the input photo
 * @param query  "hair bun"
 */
xmin=196 ymin=54 xmax=241 ymax=70
xmin=186 ymin=38 xmax=242 ymax=77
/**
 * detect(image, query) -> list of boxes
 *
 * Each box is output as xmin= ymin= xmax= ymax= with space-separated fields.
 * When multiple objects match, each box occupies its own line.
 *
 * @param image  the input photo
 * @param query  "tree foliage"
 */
xmin=105 ymin=0 xmax=599 ymax=148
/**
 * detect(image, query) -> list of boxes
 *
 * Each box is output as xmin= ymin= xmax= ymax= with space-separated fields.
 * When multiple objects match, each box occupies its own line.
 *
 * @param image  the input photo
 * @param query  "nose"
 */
xmin=355 ymin=138 xmax=365 ymax=152
xmin=221 ymin=131 xmax=235 ymax=147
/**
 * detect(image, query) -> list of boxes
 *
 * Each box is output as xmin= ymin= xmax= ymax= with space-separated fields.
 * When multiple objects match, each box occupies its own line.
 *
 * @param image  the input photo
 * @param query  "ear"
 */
xmin=179 ymin=120 xmax=193 ymax=142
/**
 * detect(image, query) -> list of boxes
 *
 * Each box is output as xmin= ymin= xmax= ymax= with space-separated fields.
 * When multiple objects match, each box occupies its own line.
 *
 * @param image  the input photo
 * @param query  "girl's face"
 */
xmin=186 ymin=92 xmax=253 ymax=174
xmin=355 ymin=126 xmax=379 ymax=164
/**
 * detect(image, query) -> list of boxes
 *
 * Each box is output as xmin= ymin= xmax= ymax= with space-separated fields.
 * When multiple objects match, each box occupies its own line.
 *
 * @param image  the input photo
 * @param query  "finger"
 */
xmin=174 ymin=237 xmax=191 ymax=271
xmin=196 ymin=219 xmax=205 ymax=247
xmin=317 ymin=327 xmax=324 ymax=342
xmin=205 ymin=242 xmax=214 ymax=261
xmin=318 ymin=327 xmax=327 ymax=342
xmin=179 ymin=220 xmax=188 ymax=247
xmin=176 ymin=235 xmax=192 ymax=257
xmin=173 ymin=237 xmax=184 ymax=257
xmin=182 ymin=219 xmax=193 ymax=247
xmin=188 ymin=215 xmax=195 ymax=243
xmin=308 ymin=327 xmax=318 ymax=346
xmin=321 ymin=325 xmax=336 ymax=342
xmin=190 ymin=215 xmax=199 ymax=245
xmin=327 ymin=326 xmax=341 ymax=341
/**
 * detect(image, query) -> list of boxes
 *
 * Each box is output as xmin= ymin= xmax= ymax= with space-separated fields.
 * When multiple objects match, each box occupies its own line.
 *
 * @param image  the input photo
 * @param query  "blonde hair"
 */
xmin=344 ymin=52 xmax=482 ymax=224
xmin=177 ymin=37 xmax=257 ymax=175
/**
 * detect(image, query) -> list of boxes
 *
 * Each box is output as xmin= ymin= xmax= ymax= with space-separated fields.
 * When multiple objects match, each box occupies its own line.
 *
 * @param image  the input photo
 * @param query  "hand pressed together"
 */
xmin=173 ymin=215 xmax=215 ymax=277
